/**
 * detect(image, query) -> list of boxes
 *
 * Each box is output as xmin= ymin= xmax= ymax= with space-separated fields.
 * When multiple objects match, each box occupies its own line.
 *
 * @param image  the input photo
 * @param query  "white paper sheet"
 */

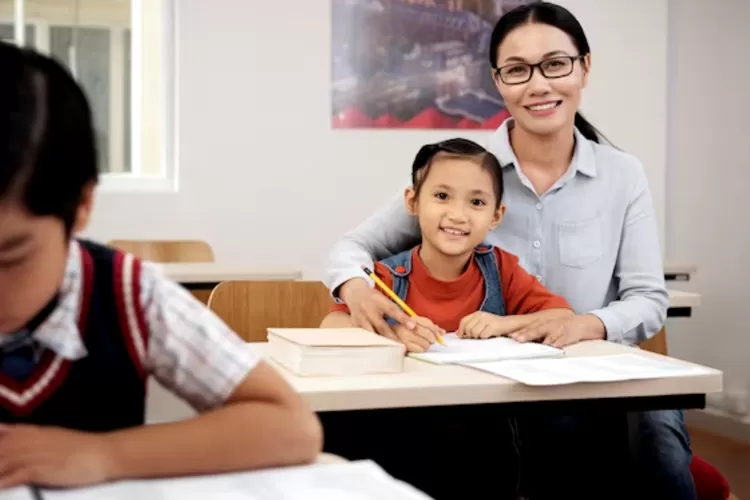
xmin=0 ymin=488 xmax=35 ymax=500
xmin=409 ymin=333 xmax=563 ymax=365
xmin=41 ymin=461 xmax=434 ymax=500
xmin=463 ymin=353 xmax=712 ymax=386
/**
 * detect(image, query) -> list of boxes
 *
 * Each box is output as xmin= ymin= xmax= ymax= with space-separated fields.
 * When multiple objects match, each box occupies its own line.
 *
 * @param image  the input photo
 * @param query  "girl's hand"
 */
xmin=457 ymin=312 xmax=518 ymax=339
xmin=338 ymin=278 xmax=416 ymax=340
xmin=393 ymin=317 xmax=445 ymax=353
xmin=511 ymin=314 xmax=606 ymax=348
xmin=0 ymin=424 xmax=116 ymax=489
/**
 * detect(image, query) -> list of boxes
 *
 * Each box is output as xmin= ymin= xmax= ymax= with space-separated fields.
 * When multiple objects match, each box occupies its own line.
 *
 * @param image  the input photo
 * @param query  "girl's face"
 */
xmin=493 ymin=22 xmax=590 ymax=137
xmin=404 ymin=158 xmax=504 ymax=260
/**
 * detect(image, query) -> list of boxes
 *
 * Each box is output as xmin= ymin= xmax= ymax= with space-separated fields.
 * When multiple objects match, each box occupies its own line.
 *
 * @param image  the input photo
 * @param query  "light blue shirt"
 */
xmin=324 ymin=119 xmax=668 ymax=346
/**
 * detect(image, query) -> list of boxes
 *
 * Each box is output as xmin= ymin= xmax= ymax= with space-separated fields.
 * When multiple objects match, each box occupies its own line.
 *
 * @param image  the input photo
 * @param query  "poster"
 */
xmin=331 ymin=0 xmax=538 ymax=129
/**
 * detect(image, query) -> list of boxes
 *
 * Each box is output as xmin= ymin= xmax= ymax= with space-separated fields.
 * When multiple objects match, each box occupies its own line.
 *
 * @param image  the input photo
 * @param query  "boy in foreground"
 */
xmin=0 ymin=42 xmax=321 ymax=489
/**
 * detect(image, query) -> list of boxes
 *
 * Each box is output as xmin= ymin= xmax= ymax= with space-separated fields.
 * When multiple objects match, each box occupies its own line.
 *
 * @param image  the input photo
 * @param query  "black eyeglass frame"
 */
xmin=493 ymin=54 xmax=587 ymax=85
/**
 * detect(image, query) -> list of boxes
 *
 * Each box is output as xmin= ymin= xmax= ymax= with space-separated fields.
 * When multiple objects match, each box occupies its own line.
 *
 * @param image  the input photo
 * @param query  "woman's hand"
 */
xmin=338 ymin=278 xmax=426 ymax=340
xmin=510 ymin=314 xmax=606 ymax=348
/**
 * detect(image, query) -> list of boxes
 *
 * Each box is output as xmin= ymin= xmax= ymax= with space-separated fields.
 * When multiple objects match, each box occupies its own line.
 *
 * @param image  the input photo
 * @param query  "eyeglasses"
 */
xmin=494 ymin=55 xmax=586 ymax=85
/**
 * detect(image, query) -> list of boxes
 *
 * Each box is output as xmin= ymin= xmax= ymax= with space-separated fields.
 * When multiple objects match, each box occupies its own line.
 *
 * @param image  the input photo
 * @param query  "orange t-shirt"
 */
xmin=331 ymin=247 xmax=571 ymax=332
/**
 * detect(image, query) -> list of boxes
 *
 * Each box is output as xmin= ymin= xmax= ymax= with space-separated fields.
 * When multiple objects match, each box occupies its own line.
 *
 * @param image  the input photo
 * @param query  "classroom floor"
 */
xmin=689 ymin=427 xmax=750 ymax=499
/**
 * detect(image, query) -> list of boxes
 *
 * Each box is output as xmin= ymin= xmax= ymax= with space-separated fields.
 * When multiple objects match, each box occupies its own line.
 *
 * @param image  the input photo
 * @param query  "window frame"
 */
xmin=7 ymin=0 xmax=178 ymax=193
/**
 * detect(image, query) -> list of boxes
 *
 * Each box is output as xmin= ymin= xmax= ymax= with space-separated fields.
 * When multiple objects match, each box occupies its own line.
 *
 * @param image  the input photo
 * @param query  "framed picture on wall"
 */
xmin=331 ymin=0 xmax=539 ymax=129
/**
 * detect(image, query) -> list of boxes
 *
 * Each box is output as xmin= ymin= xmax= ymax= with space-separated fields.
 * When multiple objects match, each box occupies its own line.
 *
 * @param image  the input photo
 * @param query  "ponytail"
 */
xmin=574 ymin=111 xmax=616 ymax=147
xmin=574 ymin=112 xmax=601 ymax=144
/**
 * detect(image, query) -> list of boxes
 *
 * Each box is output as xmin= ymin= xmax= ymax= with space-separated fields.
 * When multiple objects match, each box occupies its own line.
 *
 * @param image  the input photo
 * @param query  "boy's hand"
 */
xmin=0 ymin=424 xmax=115 ymax=489
xmin=394 ymin=316 xmax=444 ymax=353
xmin=457 ymin=312 xmax=518 ymax=339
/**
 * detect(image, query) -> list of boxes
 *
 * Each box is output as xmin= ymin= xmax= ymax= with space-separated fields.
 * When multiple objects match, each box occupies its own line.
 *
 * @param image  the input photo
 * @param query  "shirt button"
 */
xmin=533 ymin=240 xmax=541 ymax=248
xmin=535 ymin=203 xmax=543 ymax=210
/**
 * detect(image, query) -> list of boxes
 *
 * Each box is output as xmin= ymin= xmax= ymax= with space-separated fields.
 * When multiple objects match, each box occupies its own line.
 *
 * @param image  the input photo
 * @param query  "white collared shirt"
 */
xmin=1 ymin=240 xmax=259 ymax=412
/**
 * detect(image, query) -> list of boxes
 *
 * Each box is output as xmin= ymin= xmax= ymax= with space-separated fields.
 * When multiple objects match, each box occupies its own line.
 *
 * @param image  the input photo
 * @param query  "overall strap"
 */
xmin=377 ymin=249 xmax=414 ymax=325
xmin=473 ymin=244 xmax=506 ymax=316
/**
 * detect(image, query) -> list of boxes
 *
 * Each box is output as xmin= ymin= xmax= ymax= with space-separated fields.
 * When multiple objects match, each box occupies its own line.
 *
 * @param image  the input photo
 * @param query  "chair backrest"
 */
xmin=207 ymin=281 xmax=334 ymax=342
xmin=107 ymin=240 xmax=215 ymax=263
xmin=640 ymin=327 xmax=669 ymax=356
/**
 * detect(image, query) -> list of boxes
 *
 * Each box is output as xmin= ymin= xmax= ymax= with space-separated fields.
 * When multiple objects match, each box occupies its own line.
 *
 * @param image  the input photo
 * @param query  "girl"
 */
xmin=322 ymin=138 xmax=574 ymax=348
xmin=324 ymin=3 xmax=693 ymax=499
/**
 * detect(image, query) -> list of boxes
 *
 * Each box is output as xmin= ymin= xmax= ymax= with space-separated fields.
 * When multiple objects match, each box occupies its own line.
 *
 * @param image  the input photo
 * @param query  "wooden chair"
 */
xmin=107 ymin=239 xmax=215 ymax=263
xmin=640 ymin=327 xmax=669 ymax=355
xmin=108 ymin=239 xmax=215 ymax=302
xmin=207 ymin=281 xmax=334 ymax=342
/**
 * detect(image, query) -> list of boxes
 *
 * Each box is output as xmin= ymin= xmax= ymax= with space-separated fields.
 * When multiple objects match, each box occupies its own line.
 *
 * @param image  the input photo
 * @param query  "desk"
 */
xmin=668 ymin=289 xmax=701 ymax=318
xmin=255 ymin=340 xmax=721 ymax=413
xmin=256 ymin=342 xmax=720 ymax=498
xmin=159 ymin=263 xmax=303 ymax=303
xmin=665 ymin=262 xmax=697 ymax=282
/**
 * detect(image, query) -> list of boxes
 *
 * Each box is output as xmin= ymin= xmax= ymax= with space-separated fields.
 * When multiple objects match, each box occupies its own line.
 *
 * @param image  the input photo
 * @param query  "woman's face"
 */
xmin=493 ymin=22 xmax=590 ymax=137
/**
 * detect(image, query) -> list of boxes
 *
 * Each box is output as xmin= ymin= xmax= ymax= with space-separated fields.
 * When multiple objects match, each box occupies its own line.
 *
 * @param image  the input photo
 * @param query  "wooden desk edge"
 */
xmin=255 ymin=342 xmax=723 ymax=413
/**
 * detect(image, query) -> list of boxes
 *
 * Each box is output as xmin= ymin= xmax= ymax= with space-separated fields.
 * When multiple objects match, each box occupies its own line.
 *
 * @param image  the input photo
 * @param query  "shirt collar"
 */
xmin=30 ymin=240 xmax=88 ymax=360
xmin=487 ymin=117 xmax=597 ymax=178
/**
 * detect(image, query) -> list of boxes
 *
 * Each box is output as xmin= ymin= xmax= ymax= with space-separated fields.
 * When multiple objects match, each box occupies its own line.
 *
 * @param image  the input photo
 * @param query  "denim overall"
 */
xmin=378 ymin=244 xmax=523 ymax=496
xmin=378 ymin=243 xmax=506 ymax=320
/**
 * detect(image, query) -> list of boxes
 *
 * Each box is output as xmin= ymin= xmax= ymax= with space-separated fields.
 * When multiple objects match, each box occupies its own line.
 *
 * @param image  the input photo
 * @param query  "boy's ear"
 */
xmin=490 ymin=203 xmax=506 ymax=230
xmin=404 ymin=186 xmax=418 ymax=216
xmin=72 ymin=182 xmax=96 ymax=234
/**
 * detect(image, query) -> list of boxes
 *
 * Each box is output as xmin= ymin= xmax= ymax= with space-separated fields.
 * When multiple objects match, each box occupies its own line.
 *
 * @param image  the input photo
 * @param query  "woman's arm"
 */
xmin=324 ymin=190 xmax=421 ymax=297
xmin=588 ymin=163 xmax=669 ymax=345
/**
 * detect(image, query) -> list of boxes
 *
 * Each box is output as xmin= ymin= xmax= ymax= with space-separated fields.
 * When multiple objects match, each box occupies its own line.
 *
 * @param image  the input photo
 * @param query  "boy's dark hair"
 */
xmin=411 ymin=138 xmax=504 ymax=208
xmin=0 ymin=41 xmax=98 ymax=233
xmin=489 ymin=2 xmax=608 ymax=145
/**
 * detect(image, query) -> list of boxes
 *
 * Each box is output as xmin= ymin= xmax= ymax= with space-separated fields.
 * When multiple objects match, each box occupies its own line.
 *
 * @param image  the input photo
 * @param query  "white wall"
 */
xmin=86 ymin=0 xmax=668 ymax=275
xmin=81 ymin=0 xmax=750 ymax=437
xmin=665 ymin=0 xmax=750 ymax=423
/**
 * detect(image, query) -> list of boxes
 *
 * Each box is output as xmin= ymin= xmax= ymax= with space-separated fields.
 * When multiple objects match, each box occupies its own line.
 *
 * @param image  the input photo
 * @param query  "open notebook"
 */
xmin=462 ymin=353 xmax=716 ymax=386
xmin=0 ymin=488 xmax=37 ymax=500
xmin=409 ymin=333 xmax=563 ymax=365
xmin=40 ymin=460 xmax=434 ymax=500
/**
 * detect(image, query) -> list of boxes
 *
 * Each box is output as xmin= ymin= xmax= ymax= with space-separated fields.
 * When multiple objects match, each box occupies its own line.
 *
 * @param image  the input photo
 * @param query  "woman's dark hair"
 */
xmin=411 ymin=138 xmax=504 ymax=208
xmin=489 ymin=2 xmax=605 ymax=144
xmin=0 ymin=41 xmax=98 ymax=233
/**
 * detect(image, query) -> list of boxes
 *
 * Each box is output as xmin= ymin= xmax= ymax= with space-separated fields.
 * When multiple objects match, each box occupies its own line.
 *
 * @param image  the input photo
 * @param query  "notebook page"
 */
xmin=410 ymin=333 xmax=563 ymax=364
xmin=0 ymin=488 xmax=35 ymax=500
xmin=42 ymin=461 xmax=434 ymax=500
xmin=464 ymin=353 xmax=712 ymax=386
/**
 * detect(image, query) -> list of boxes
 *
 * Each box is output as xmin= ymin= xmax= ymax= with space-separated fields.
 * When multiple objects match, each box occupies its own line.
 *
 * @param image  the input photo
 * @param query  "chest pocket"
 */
xmin=557 ymin=217 xmax=603 ymax=269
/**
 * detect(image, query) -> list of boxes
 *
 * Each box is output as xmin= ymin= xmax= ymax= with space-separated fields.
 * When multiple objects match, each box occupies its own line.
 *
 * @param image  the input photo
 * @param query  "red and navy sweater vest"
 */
xmin=0 ymin=240 xmax=150 ymax=431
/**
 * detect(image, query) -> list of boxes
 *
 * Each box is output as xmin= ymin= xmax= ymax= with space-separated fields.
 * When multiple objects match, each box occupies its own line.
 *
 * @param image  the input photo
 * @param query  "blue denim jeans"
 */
xmin=630 ymin=409 xmax=697 ymax=500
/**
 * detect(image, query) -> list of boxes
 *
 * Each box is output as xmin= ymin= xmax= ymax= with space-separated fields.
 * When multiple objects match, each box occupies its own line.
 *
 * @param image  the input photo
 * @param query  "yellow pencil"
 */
xmin=362 ymin=266 xmax=445 ymax=345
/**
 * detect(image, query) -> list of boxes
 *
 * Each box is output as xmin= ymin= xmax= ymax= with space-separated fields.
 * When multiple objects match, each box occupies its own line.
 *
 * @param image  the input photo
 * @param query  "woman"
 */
xmin=324 ymin=3 xmax=693 ymax=499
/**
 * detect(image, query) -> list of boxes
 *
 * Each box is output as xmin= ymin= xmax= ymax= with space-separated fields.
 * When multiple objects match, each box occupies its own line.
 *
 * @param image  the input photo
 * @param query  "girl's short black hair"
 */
xmin=411 ymin=138 xmax=504 ymax=208
xmin=0 ymin=41 xmax=98 ymax=232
